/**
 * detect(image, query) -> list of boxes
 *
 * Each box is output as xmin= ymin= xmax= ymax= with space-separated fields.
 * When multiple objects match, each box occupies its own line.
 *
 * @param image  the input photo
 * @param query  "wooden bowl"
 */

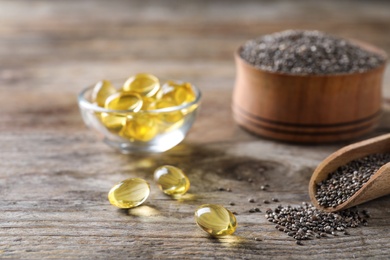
xmin=232 ymin=41 xmax=387 ymax=143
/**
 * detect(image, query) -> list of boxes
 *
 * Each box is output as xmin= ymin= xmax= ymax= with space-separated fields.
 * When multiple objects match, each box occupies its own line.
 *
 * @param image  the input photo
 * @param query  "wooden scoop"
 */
xmin=309 ymin=133 xmax=390 ymax=212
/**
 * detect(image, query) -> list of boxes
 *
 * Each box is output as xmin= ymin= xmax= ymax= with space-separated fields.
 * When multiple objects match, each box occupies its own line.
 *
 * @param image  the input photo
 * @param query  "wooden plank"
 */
xmin=1 ymin=0 xmax=390 ymax=258
xmin=1 ymin=132 xmax=390 ymax=258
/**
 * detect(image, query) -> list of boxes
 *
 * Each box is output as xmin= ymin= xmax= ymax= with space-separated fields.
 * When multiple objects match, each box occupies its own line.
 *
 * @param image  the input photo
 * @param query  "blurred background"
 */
xmin=1 ymin=0 xmax=390 ymax=142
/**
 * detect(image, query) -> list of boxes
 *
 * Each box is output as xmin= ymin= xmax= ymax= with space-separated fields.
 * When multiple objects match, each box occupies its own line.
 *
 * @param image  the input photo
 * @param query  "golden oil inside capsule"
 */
xmin=91 ymin=80 xmax=117 ymax=107
xmin=99 ymin=92 xmax=142 ymax=133
xmin=155 ymin=100 xmax=183 ymax=123
xmin=121 ymin=114 xmax=159 ymax=142
xmin=104 ymin=92 xmax=143 ymax=111
xmin=99 ymin=112 xmax=127 ymax=133
xmin=154 ymin=165 xmax=190 ymax=196
xmin=122 ymin=73 xmax=160 ymax=97
xmin=140 ymin=96 xmax=157 ymax=111
xmin=157 ymin=81 xmax=196 ymax=105
xmin=194 ymin=204 xmax=237 ymax=236
xmin=108 ymin=178 xmax=150 ymax=209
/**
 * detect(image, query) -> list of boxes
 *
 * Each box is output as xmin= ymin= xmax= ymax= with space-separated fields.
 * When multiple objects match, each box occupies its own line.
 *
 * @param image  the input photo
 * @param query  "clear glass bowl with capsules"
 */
xmin=78 ymin=73 xmax=201 ymax=153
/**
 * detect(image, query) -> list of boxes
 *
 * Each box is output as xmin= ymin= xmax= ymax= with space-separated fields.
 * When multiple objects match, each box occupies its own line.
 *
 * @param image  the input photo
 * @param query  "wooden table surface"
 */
xmin=1 ymin=0 xmax=390 ymax=259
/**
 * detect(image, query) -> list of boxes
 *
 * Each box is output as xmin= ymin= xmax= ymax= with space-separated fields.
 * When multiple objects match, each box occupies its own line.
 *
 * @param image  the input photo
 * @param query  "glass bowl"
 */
xmin=78 ymin=80 xmax=201 ymax=153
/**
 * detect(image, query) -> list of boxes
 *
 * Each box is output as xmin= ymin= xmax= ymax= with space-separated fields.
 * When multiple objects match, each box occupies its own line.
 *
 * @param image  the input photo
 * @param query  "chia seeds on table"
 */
xmin=240 ymin=30 xmax=385 ymax=75
xmin=316 ymin=153 xmax=390 ymax=208
xmin=265 ymin=202 xmax=369 ymax=244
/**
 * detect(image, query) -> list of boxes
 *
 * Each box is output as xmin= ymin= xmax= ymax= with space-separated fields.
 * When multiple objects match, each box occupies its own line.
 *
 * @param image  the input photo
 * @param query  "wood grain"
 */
xmin=1 ymin=0 xmax=390 ymax=259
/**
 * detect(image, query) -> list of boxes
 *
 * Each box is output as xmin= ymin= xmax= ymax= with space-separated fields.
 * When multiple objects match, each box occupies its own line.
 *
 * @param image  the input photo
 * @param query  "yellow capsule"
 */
xmin=99 ymin=112 xmax=127 ymax=133
xmin=122 ymin=73 xmax=160 ymax=97
xmin=91 ymin=80 xmax=117 ymax=107
xmin=140 ymin=96 xmax=157 ymax=111
xmin=121 ymin=114 xmax=159 ymax=142
xmin=108 ymin=178 xmax=150 ymax=209
xmin=155 ymin=100 xmax=183 ymax=123
xmin=105 ymin=92 xmax=143 ymax=111
xmin=157 ymin=81 xmax=196 ymax=105
xmin=154 ymin=165 xmax=190 ymax=196
xmin=194 ymin=204 xmax=237 ymax=236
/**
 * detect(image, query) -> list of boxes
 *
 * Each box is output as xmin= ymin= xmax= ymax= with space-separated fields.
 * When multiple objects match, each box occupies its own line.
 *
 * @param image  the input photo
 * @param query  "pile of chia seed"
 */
xmin=265 ymin=202 xmax=369 ymax=245
xmin=315 ymin=153 xmax=390 ymax=208
xmin=240 ymin=30 xmax=385 ymax=75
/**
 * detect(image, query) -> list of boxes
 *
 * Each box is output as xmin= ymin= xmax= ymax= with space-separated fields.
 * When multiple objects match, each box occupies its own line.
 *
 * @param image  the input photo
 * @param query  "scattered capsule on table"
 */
xmin=121 ymin=114 xmax=159 ymax=142
xmin=154 ymin=165 xmax=190 ymax=196
xmin=108 ymin=178 xmax=150 ymax=209
xmin=122 ymin=73 xmax=160 ymax=97
xmin=194 ymin=204 xmax=237 ymax=236
xmin=91 ymin=80 xmax=117 ymax=107
xmin=104 ymin=92 xmax=143 ymax=111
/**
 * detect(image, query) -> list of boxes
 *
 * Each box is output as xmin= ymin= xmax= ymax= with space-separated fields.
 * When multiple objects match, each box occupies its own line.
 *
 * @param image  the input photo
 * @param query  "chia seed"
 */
xmin=265 ymin=202 xmax=368 ymax=244
xmin=315 ymin=153 xmax=390 ymax=208
xmin=240 ymin=30 xmax=385 ymax=75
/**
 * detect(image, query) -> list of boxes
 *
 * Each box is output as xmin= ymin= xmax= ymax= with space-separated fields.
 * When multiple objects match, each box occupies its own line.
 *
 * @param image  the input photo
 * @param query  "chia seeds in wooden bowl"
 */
xmin=232 ymin=30 xmax=387 ymax=143
xmin=240 ymin=30 xmax=385 ymax=75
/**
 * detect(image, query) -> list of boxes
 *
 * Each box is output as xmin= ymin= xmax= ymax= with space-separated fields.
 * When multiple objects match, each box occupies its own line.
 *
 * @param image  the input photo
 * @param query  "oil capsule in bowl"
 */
xmin=157 ymin=81 xmax=196 ymax=105
xmin=104 ymin=92 xmax=143 ymax=111
xmin=121 ymin=114 xmax=159 ymax=142
xmin=122 ymin=73 xmax=160 ymax=97
xmin=91 ymin=80 xmax=117 ymax=107
xmin=194 ymin=204 xmax=237 ymax=236
xmin=100 ymin=92 xmax=143 ymax=134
